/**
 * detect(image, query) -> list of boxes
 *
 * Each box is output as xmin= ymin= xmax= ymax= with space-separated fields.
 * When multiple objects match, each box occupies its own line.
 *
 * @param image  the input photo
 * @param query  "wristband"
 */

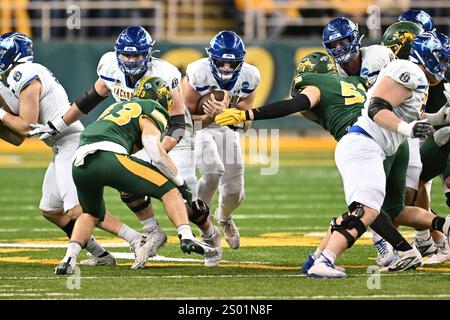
xmin=397 ymin=121 xmax=411 ymax=137
xmin=0 ymin=109 xmax=6 ymax=121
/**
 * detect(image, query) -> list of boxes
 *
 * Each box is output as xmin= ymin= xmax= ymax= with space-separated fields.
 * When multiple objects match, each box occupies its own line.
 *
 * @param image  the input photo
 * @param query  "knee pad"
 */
xmin=188 ymin=199 xmax=210 ymax=226
xmin=120 ymin=193 xmax=151 ymax=213
xmin=330 ymin=202 xmax=367 ymax=248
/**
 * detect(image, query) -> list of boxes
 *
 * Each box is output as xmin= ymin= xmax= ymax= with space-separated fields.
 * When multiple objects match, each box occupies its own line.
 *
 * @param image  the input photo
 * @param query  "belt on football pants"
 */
xmin=347 ymin=125 xmax=372 ymax=138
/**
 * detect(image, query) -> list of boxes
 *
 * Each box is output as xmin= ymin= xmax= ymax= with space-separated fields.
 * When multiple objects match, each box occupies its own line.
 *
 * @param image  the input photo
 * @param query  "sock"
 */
xmin=64 ymin=241 xmax=82 ymax=265
xmin=202 ymin=225 xmax=215 ymax=238
xmin=371 ymin=209 xmax=410 ymax=251
xmin=216 ymin=208 xmax=231 ymax=222
xmin=177 ymin=224 xmax=194 ymax=240
xmin=313 ymin=248 xmax=322 ymax=259
xmin=372 ymin=230 xmax=382 ymax=244
xmin=118 ymin=224 xmax=141 ymax=244
xmin=431 ymin=217 xmax=445 ymax=233
xmin=85 ymin=237 xmax=106 ymax=257
xmin=415 ymin=229 xmax=431 ymax=240
xmin=61 ymin=220 xmax=76 ymax=238
xmin=140 ymin=217 xmax=157 ymax=233
xmin=434 ymin=235 xmax=445 ymax=247
xmin=320 ymin=249 xmax=337 ymax=264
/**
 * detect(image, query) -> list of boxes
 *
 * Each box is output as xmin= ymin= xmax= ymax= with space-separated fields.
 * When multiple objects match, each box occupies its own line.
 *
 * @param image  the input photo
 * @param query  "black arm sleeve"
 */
xmin=74 ymin=86 xmax=108 ymax=114
xmin=245 ymin=93 xmax=311 ymax=121
xmin=166 ymin=114 xmax=186 ymax=143
xmin=367 ymin=97 xmax=393 ymax=121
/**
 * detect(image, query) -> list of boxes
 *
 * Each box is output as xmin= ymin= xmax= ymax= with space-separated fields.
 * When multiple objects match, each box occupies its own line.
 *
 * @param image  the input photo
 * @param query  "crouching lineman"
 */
xmin=54 ymin=76 xmax=219 ymax=275
xmin=0 ymin=32 xmax=149 ymax=267
xmin=307 ymin=31 xmax=450 ymax=278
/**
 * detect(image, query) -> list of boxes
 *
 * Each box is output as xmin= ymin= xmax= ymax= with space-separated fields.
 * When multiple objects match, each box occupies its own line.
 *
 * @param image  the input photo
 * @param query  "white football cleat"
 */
xmin=380 ymin=245 xmax=422 ymax=272
xmin=131 ymin=226 xmax=168 ymax=269
xmin=201 ymin=226 xmax=222 ymax=267
xmin=423 ymin=240 xmax=449 ymax=265
xmin=216 ymin=211 xmax=240 ymax=249
xmin=80 ymin=252 xmax=116 ymax=266
xmin=374 ymin=238 xmax=397 ymax=267
xmin=307 ymin=255 xmax=347 ymax=279
xmin=413 ymin=234 xmax=438 ymax=257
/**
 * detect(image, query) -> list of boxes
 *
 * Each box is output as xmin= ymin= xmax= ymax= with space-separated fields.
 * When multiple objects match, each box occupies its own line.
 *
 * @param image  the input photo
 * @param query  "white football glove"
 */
xmin=444 ymin=83 xmax=450 ymax=105
xmin=28 ymin=117 xmax=68 ymax=140
xmin=433 ymin=126 xmax=450 ymax=147
xmin=397 ymin=120 xmax=435 ymax=138
xmin=426 ymin=105 xmax=450 ymax=126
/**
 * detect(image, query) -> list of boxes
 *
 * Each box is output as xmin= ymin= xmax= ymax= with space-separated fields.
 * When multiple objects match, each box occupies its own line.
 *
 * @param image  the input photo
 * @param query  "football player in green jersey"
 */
xmin=54 ymin=77 xmax=219 ymax=275
xmin=382 ymin=21 xmax=450 ymax=263
xmin=216 ymin=51 xmax=450 ymax=275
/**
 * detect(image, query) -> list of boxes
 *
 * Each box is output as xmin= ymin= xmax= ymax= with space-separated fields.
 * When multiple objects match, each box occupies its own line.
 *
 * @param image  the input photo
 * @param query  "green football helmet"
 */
xmin=133 ymin=76 xmax=174 ymax=112
xmin=382 ymin=21 xmax=424 ymax=59
xmin=291 ymin=52 xmax=337 ymax=96
xmin=295 ymin=52 xmax=337 ymax=75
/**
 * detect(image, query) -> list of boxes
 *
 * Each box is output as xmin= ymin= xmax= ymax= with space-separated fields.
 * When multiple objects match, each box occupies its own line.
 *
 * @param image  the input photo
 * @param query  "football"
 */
xmin=195 ymin=89 xmax=227 ymax=115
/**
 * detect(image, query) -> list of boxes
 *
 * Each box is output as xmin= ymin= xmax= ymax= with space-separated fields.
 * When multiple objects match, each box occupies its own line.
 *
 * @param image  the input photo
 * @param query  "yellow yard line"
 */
xmin=0 ymin=136 xmax=336 ymax=154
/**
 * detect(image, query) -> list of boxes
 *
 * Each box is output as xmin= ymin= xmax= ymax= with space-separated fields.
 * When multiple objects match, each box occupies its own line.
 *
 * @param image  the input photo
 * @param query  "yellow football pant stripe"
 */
xmin=115 ymin=154 xmax=168 ymax=186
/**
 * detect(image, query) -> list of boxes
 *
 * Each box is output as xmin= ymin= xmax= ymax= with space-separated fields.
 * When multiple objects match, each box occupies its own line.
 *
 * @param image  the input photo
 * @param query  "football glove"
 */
xmin=397 ymin=120 xmax=435 ymax=138
xmin=215 ymin=108 xmax=247 ymax=126
xmin=444 ymin=83 xmax=450 ymax=106
xmin=29 ymin=117 xmax=68 ymax=140
xmin=177 ymin=181 xmax=192 ymax=207
xmin=426 ymin=105 xmax=450 ymax=126
xmin=433 ymin=126 xmax=450 ymax=147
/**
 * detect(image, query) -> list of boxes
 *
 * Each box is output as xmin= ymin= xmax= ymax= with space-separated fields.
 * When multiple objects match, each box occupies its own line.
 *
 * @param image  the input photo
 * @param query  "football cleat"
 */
xmin=301 ymin=252 xmax=346 ymax=274
xmin=413 ymin=234 xmax=438 ymax=257
xmin=201 ymin=226 xmax=222 ymax=267
xmin=307 ymin=255 xmax=347 ymax=278
xmin=380 ymin=245 xmax=422 ymax=272
xmin=80 ymin=252 xmax=116 ymax=266
xmin=180 ymin=237 xmax=219 ymax=260
xmin=300 ymin=253 xmax=316 ymax=274
xmin=374 ymin=238 xmax=398 ymax=266
xmin=54 ymin=257 xmax=74 ymax=275
xmin=131 ymin=225 xmax=168 ymax=269
xmin=423 ymin=239 xmax=449 ymax=265
xmin=216 ymin=212 xmax=240 ymax=249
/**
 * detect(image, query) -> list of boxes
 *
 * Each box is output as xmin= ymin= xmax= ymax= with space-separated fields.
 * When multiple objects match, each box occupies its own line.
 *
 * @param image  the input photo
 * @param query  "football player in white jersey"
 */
xmin=28 ymin=26 xmax=205 ymax=268
xmin=183 ymin=31 xmax=260 ymax=259
xmin=322 ymin=16 xmax=399 ymax=265
xmin=307 ymin=31 xmax=450 ymax=278
xmin=0 ymin=32 xmax=149 ymax=267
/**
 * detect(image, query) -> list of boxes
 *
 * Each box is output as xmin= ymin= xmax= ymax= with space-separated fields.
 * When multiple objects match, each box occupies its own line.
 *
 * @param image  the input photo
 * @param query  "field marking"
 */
xmin=0 ymin=230 xmax=418 ymax=248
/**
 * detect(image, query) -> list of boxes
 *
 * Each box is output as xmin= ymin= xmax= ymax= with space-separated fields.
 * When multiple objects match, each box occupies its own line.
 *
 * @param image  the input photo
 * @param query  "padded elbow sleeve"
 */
xmin=368 ymin=97 xmax=393 ymax=121
xmin=74 ymin=86 xmax=107 ymax=114
xmin=166 ymin=115 xmax=186 ymax=143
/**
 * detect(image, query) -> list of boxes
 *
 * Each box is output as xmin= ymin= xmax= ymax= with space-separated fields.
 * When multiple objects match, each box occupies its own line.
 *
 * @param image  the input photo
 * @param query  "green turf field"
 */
xmin=0 ymin=151 xmax=449 ymax=300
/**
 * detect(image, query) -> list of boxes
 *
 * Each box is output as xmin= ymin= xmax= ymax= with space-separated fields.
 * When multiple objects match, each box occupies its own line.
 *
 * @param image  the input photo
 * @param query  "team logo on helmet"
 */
xmin=133 ymin=76 xmax=173 ymax=112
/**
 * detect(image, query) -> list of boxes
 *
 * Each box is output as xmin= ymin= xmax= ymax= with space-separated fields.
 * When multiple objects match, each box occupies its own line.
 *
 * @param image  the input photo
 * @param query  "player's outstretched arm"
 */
xmin=29 ymin=78 xmax=110 ymax=139
xmin=215 ymin=87 xmax=319 ymax=126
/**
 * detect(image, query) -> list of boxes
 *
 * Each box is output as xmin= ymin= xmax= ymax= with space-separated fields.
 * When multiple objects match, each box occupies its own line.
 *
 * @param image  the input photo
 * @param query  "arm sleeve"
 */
xmin=248 ymin=93 xmax=312 ymax=120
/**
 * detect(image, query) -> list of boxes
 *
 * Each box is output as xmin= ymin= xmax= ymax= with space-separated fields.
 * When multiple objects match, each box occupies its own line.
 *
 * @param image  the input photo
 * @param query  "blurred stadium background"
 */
xmin=2 ymin=0 xmax=449 ymax=133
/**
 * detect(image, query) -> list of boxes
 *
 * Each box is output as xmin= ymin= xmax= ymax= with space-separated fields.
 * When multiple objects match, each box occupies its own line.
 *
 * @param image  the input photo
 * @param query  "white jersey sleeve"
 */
xmin=185 ymin=59 xmax=208 ymax=92
xmin=384 ymin=59 xmax=428 ymax=92
xmin=7 ymin=62 xmax=41 ymax=98
xmin=338 ymin=45 xmax=395 ymax=88
xmin=97 ymin=52 xmax=117 ymax=83
xmin=149 ymin=58 xmax=181 ymax=90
